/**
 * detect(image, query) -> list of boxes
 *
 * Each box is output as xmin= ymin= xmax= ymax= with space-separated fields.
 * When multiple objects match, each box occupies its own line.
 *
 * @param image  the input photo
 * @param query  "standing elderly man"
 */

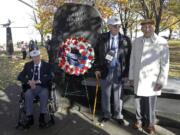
xmin=18 ymin=50 xmax=52 ymax=128
xmin=129 ymin=19 xmax=169 ymax=134
xmin=95 ymin=16 xmax=131 ymax=125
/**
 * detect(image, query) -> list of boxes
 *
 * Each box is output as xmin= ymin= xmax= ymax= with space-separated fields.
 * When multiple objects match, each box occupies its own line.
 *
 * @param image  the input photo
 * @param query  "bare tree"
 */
xmin=137 ymin=0 xmax=169 ymax=34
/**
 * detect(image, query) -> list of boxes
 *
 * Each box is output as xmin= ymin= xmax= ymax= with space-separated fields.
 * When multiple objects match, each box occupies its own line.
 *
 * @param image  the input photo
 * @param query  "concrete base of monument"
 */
xmin=59 ymin=89 xmax=180 ymax=130
xmin=55 ymin=76 xmax=180 ymax=135
xmin=58 ymin=95 xmax=180 ymax=135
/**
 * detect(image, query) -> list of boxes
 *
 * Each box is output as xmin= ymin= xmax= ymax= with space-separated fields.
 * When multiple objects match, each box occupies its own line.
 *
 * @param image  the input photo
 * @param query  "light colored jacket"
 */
xmin=129 ymin=34 xmax=169 ymax=96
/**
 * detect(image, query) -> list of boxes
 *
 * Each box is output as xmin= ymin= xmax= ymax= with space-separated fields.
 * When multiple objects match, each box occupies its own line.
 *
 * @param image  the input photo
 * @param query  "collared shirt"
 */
xmin=143 ymin=33 xmax=156 ymax=45
xmin=110 ymin=34 xmax=119 ymax=58
xmin=144 ymin=37 xmax=152 ymax=46
xmin=106 ymin=34 xmax=120 ymax=69
xmin=110 ymin=34 xmax=119 ymax=50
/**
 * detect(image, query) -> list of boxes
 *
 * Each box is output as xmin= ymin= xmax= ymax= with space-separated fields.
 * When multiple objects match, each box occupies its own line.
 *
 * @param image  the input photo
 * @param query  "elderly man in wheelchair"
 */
xmin=17 ymin=49 xmax=55 ymax=129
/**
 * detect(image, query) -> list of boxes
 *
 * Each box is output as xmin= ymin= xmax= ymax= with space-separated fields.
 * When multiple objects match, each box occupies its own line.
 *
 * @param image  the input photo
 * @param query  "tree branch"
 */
xmin=160 ymin=19 xmax=180 ymax=32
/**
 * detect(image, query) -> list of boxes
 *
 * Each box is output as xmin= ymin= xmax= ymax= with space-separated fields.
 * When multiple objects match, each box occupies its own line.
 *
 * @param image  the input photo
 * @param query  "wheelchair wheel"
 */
xmin=52 ymin=91 xmax=58 ymax=112
xmin=16 ymin=101 xmax=27 ymax=129
xmin=47 ymin=101 xmax=55 ymax=124
xmin=51 ymin=82 xmax=58 ymax=112
xmin=47 ymin=83 xmax=57 ymax=125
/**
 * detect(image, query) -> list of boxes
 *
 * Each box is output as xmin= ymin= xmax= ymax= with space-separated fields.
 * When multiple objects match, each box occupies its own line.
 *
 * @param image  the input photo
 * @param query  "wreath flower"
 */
xmin=58 ymin=37 xmax=94 ymax=76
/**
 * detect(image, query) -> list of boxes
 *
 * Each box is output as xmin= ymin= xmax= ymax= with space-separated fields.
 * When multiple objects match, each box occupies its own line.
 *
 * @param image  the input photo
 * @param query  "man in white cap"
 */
xmin=18 ymin=49 xmax=52 ymax=128
xmin=95 ymin=16 xmax=131 ymax=125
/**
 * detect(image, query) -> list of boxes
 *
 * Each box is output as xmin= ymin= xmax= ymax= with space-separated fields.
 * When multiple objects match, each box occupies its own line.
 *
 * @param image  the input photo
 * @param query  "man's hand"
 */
xmin=122 ymin=77 xmax=128 ymax=82
xmin=129 ymin=80 xmax=134 ymax=87
xmin=154 ymin=83 xmax=162 ymax=91
xmin=28 ymin=80 xmax=36 ymax=89
xmin=95 ymin=71 xmax=101 ymax=79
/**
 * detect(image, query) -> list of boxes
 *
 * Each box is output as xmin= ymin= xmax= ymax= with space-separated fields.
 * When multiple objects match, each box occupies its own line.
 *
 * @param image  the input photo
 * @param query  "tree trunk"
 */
xmin=40 ymin=33 xmax=44 ymax=46
xmin=155 ymin=16 xmax=161 ymax=34
xmin=122 ymin=27 xmax=127 ymax=36
xmin=130 ymin=27 xmax=133 ymax=39
xmin=168 ymin=28 xmax=173 ymax=40
xmin=154 ymin=0 xmax=165 ymax=34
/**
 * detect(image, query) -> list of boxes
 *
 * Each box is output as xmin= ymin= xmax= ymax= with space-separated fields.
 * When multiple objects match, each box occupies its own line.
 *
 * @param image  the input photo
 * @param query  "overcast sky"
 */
xmin=0 ymin=0 xmax=40 ymax=45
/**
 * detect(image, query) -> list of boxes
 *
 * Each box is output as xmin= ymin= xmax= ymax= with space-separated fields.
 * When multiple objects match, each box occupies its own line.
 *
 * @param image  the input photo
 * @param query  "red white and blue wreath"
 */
xmin=58 ymin=37 xmax=94 ymax=76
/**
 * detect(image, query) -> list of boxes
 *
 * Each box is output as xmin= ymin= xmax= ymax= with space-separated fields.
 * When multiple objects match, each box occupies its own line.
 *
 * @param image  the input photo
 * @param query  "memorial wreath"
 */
xmin=58 ymin=37 xmax=94 ymax=76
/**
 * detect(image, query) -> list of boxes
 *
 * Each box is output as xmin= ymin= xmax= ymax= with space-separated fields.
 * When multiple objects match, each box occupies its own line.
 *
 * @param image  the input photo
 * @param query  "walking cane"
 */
xmin=92 ymin=74 xmax=100 ymax=121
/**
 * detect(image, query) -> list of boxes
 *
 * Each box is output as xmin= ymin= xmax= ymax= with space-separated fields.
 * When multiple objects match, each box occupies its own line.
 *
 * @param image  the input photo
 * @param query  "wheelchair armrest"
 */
xmin=22 ymin=83 xmax=30 ymax=92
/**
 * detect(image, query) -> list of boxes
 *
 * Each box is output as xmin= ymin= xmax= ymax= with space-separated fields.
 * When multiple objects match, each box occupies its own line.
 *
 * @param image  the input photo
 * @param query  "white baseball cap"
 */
xmin=107 ymin=16 xmax=121 ymax=25
xmin=30 ymin=50 xmax=40 ymax=57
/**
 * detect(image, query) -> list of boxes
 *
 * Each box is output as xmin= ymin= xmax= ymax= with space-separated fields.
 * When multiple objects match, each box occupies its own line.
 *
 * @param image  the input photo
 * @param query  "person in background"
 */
xmin=34 ymin=40 xmax=38 ymax=46
xmin=21 ymin=41 xmax=27 ymax=59
xmin=18 ymin=50 xmax=52 ymax=128
xmin=29 ymin=40 xmax=38 ymax=52
xmin=129 ymin=19 xmax=169 ymax=134
xmin=95 ymin=16 xmax=131 ymax=125
xmin=45 ymin=35 xmax=51 ymax=63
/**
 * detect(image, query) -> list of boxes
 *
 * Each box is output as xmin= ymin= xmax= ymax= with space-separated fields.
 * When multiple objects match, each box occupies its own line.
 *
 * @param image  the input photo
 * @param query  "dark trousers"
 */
xmin=135 ymin=95 xmax=157 ymax=126
xmin=22 ymin=51 xmax=27 ymax=59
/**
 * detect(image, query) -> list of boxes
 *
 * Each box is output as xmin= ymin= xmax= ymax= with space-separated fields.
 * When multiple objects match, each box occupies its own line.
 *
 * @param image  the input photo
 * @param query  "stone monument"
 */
xmin=51 ymin=3 xmax=102 ymax=68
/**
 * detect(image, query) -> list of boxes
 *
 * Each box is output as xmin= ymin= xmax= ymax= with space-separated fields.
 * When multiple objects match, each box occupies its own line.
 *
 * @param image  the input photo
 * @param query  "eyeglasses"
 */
xmin=141 ymin=24 xmax=154 ymax=29
xmin=111 ymin=25 xmax=120 ymax=28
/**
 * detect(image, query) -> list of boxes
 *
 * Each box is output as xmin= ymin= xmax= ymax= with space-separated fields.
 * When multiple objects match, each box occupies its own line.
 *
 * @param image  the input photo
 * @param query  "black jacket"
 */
xmin=17 ymin=60 xmax=52 ymax=88
xmin=94 ymin=32 xmax=131 ymax=79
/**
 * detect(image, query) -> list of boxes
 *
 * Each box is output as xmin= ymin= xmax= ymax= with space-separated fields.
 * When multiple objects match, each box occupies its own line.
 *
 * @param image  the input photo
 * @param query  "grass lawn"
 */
xmin=168 ymin=40 xmax=180 ymax=78
xmin=0 ymin=52 xmax=24 ymax=90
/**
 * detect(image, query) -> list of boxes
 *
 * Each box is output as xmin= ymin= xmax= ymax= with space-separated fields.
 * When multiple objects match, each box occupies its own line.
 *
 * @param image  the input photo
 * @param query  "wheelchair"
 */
xmin=16 ymin=81 xmax=57 ymax=129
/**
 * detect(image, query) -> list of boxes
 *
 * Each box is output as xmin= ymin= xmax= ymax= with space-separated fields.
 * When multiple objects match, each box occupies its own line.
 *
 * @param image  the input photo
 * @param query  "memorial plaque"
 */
xmin=51 ymin=3 xmax=102 ymax=65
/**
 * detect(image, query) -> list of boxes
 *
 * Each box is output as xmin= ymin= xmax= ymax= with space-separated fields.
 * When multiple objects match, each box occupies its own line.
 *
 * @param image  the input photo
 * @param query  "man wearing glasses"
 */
xmin=129 ymin=19 xmax=169 ymax=134
xmin=95 ymin=16 xmax=131 ymax=125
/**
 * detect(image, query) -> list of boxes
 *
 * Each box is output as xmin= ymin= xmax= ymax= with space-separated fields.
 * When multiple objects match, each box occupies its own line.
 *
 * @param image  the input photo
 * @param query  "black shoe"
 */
xmin=24 ymin=115 xmax=34 ymax=129
xmin=39 ymin=113 xmax=47 ymax=128
xmin=99 ymin=117 xmax=110 ymax=123
xmin=117 ymin=119 xmax=125 ymax=125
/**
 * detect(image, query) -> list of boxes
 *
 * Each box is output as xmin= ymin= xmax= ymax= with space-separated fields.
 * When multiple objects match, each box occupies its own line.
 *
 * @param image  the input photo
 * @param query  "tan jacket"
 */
xmin=129 ymin=34 xmax=169 ymax=96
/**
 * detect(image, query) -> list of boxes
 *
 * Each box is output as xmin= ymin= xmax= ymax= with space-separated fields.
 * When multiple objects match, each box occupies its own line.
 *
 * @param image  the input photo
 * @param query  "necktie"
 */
xmin=111 ymin=37 xmax=115 ymax=50
xmin=34 ymin=65 xmax=39 ymax=80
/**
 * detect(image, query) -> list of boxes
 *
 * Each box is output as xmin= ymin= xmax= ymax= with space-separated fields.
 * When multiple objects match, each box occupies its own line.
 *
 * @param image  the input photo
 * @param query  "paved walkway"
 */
xmin=0 ymin=85 xmax=108 ymax=135
xmin=0 ymin=83 xmax=180 ymax=135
